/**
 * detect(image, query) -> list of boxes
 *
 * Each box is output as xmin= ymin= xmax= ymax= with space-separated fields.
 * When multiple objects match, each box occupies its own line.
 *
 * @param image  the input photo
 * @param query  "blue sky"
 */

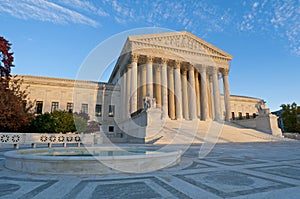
xmin=0 ymin=0 xmax=299 ymax=111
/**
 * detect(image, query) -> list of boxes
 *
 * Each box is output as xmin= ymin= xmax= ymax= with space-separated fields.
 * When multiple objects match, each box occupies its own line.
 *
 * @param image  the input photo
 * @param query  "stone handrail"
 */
xmin=0 ymin=132 xmax=95 ymax=149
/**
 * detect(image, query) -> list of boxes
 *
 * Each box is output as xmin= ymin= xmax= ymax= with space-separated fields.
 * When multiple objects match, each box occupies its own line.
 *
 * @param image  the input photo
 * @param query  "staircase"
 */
xmin=145 ymin=116 xmax=285 ymax=145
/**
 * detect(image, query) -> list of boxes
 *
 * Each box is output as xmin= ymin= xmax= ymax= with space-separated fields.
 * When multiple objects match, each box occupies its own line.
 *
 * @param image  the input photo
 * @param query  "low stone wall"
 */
xmin=0 ymin=132 xmax=96 ymax=149
xmin=283 ymin=133 xmax=300 ymax=140
xmin=232 ymin=114 xmax=282 ymax=137
xmin=232 ymin=118 xmax=256 ymax=129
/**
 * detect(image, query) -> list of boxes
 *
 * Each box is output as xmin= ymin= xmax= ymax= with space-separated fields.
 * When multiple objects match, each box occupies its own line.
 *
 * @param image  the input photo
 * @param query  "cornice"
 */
xmin=129 ymin=31 xmax=233 ymax=60
xmin=19 ymin=75 xmax=116 ymax=90
xmin=130 ymin=41 xmax=229 ymax=68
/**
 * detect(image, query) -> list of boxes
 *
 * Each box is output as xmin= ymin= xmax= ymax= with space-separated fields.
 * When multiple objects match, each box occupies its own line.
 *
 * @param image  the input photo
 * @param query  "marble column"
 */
xmin=182 ymin=67 xmax=189 ymax=120
xmin=161 ymin=58 xmax=168 ymax=119
xmin=154 ymin=65 xmax=161 ymax=107
xmin=125 ymin=65 xmax=131 ymax=118
xmin=212 ymin=67 xmax=221 ymax=121
xmin=121 ymin=69 xmax=126 ymax=119
xmin=200 ymin=66 xmax=209 ymax=121
xmin=168 ymin=65 xmax=175 ymax=119
xmin=195 ymin=70 xmax=201 ymax=118
xmin=188 ymin=65 xmax=197 ymax=120
xmin=140 ymin=64 xmax=147 ymax=109
xmin=209 ymin=75 xmax=214 ymax=119
xmin=146 ymin=56 xmax=153 ymax=97
xmin=222 ymin=68 xmax=231 ymax=121
xmin=174 ymin=61 xmax=182 ymax=120
xmin=130 ymin=54 xmax=138 ymax=114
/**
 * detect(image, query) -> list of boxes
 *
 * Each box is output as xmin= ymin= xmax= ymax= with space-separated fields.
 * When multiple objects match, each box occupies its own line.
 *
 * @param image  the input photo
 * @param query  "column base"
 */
xmin=161 ymin=114 xmax=169 ymax=120
xmin=202 ymin=118 xmax=213 ymax=122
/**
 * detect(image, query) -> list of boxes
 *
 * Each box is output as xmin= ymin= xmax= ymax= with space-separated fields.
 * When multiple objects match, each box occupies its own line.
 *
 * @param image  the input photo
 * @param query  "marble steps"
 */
xmin=147 ymin=120 xmax=284 ymax=145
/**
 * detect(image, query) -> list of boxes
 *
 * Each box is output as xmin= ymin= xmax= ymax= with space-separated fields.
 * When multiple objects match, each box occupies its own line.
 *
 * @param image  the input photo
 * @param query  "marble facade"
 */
xmin=20 ymin=31 xmax=267 ymax=142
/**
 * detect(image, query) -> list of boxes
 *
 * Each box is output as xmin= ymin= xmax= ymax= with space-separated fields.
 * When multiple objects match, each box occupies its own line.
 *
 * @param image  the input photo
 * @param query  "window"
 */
xmin=246 ymin=113 xmax=250 ymax=119
xmin=66 ymin=103 xmax=73 ymax=113
xmin=81 ymin=103 xmax=88 ymax=114
xmin=108 ymin=126 xmax=114 ymax=132
xmin=36 ymin=101 xmax=43 ymax=114
xmin=238 ymin=112 xmax=243 ymax=120
xmin=51 ymin=102 xmax=59 ymax=112
xmin=95 ymin=104 xmax=102 ymax=117
xmin=108 ymin=105 xmax=115 ymax=117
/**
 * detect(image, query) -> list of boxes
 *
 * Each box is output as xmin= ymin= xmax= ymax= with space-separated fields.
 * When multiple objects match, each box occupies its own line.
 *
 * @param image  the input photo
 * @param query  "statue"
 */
xmin=255 ymin=100 xmax=269 ymax=116
xmin=255 ymin=101 xmax=263 ymax=112
xmin=143 ymin=94 xmax=156 ymax=111
xmin=143 ymin=95 xmax=151 ymax=110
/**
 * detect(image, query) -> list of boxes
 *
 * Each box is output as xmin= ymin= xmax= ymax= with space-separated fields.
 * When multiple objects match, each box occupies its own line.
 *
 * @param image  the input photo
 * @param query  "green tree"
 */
xmin=51 ymin=111 xmax=76 ymax=132
xmin=29 ymin=111 xmax=88 ymax=133
xmin=30 ymin=112 xmax=55 ymax=133
xmin=74 ymin=115 xmax=87 ymax=133
xmin=280 ymin=102 xmax=300 ymax=132
xmin=0 ymin=36 xmax=33 ymax=132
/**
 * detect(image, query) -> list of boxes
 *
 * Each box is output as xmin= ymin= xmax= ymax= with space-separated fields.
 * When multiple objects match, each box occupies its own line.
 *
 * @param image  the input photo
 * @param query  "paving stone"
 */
xmin=0 ymin=183 xmax=20 ymax=197
xmin=176 ymin=170 xmax=291 ymax=198
xmin=183 ymin=161 xmax=212 ymax=170
xmin=252 ymin=165 xmax=300 ymax=180
xmin=204 ymin=157 xmax=265 ymax=166
xmin=90 ymin=182 xmax=161 ymax=199
xmin=0 ymin=142 xmax=300 ymax=198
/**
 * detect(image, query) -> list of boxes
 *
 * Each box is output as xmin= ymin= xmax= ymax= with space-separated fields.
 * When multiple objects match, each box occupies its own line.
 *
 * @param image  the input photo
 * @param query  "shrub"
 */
xmin=29 ymin=111 xmax=88 ymax=133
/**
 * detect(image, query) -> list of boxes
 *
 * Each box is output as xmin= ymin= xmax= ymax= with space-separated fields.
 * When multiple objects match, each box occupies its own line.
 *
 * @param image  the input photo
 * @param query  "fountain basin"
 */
xmin=4 ymin=147 xmax=182 ymax=174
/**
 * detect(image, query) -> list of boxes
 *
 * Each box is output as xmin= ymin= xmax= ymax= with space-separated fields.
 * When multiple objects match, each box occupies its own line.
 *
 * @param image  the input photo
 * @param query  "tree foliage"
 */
xmin=280 ymin=102 xmax=300 ymax=133
xmin=86 ymin=121 xmax=100 ymax=133
xmin=29 ymin=111 xmax=90 ymax=133
xmin=74 ymin=115 xmax=87 ymax=133
xmin=0 ymin=36 xmax=33 ymax=132
xmin=29 ymin=112 xmax=55 ymax=133
xmin=0 ymin=36 xmax=14 ymax=85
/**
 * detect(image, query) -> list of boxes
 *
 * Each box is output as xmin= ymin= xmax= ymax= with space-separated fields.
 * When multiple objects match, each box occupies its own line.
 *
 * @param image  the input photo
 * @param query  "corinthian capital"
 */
xmin=161 ymin=58 xmax=168 ymax=65
xmin=188 ymin=64 xmax=194 ymax=71
xmin=146 ymin=56 xmax=154 ymax=64
xmin=175 ymin=60 xmax=181 ymax=69
xmin=131 ymin=54 xmax=139 ymax=63
xmin=221 ymin=68 xmax=230 ymax=76
xmin=208 ymin=66 xmax=219 ymax=75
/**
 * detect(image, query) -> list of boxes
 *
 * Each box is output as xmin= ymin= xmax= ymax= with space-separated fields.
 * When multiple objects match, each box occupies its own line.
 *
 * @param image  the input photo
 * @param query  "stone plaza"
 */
xmin=1 ymin=141 xmax=300 ymax=198
xmin=1 ymin=31 xmax=299 ymax=198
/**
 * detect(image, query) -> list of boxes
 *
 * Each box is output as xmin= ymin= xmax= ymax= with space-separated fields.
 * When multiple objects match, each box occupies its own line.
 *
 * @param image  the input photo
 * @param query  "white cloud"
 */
xmin=253 ymin=2 xmax=259 ymax=8
xmin=97 ymin=7 xmax=109 ymax=17
xmin=56 ymin=0 xmax=96 ymax=12
xmin=240 ymin=0 xmax=300 ymax=55
xmin=56 ymin=0 xmax=109 ymax=17
xmin=0 ymin=0 xmax=99 ymax=27
xmin=111 ymin=0 xmax=122 ymax=14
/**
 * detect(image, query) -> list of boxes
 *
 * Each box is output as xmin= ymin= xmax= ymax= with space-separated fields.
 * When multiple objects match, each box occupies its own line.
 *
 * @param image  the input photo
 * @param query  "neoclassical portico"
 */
xmin=109 ymin=31 xmax=232 ymax=121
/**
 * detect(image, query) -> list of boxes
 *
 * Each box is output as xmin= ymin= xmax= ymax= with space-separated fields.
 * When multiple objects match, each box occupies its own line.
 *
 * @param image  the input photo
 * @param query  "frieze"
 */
xmin=130 ymin=33 xmax=232 ymax=60
xmin=131 ymin=41 xmax=229 ymax=68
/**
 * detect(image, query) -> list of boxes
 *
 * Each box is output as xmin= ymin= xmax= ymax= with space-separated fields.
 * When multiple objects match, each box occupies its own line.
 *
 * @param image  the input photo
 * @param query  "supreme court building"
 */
xmin=21 ymin=31 xmax=265 ymax=142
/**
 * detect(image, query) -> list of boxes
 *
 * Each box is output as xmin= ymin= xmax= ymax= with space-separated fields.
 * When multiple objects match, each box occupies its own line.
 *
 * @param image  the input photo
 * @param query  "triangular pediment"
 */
xmin=128 ymin=31 xmax=232 ymax=59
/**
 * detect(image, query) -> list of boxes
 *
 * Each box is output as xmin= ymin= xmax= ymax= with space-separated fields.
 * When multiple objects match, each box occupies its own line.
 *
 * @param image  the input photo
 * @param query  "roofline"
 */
xmin=230 ymin=94 xmax=263 ymax=101
xmin=108 ymin=30 xmax=233 ymax=82
xmin=128 ymin=30 xmax=233 ymax=59
xmin=14 ymin=74 xmax=112 ymax=86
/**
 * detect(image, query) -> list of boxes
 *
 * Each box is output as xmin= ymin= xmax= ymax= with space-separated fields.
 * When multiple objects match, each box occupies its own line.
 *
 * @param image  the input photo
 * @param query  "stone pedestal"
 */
xmin=255 ymin=114 xmax=283 ymax=137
